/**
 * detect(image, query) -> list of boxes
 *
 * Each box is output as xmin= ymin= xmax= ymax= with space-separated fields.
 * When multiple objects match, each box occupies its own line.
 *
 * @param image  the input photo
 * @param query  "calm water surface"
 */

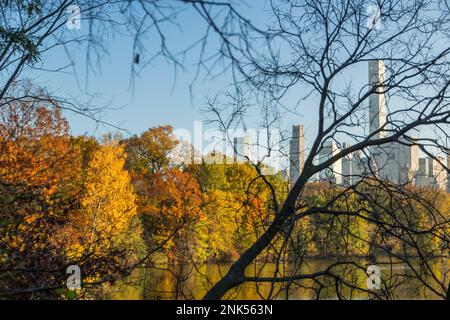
xmin=107 ymin=258 xmax=449 ymax=300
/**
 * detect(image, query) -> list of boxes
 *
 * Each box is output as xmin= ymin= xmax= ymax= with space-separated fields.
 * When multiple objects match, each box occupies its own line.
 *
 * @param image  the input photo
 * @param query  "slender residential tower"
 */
xmin=341 ymin=142 xmax=352 ymax=186
xmin=447 ymin=153 xmax=450 ymax=193
xmin=289 ymin=125 xmax=305 ymax=187
xmin=318 ymin=141 xmax=342 ymax=185
xmin=369 ymin=60 xmax=392 ymax=180
xmin=233 ymin=136 xmax=250 ymax=163
xmin=368 ymin=60 xmax=387 ymax=140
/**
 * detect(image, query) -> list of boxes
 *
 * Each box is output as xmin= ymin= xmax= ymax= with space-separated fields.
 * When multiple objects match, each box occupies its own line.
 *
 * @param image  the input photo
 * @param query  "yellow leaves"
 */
xmin=202 ymin=189 xmax=240 ymax=258
xmin=66 ymin=242 xmax=85 ymax=261
xmin=68 ymin=142 xmax=138 ymax=258
xmin=185 ymin=163 xmax=289 ymax=260
xmin=124 ymin=125 xmax=178 ymax=174
xmin=1 ymin=95 xmax=144 ymax=297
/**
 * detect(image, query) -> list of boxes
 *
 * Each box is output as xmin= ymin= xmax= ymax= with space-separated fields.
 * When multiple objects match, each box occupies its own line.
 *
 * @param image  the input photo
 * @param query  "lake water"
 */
xmin=106 ymin=258 xmax=449 ymax=300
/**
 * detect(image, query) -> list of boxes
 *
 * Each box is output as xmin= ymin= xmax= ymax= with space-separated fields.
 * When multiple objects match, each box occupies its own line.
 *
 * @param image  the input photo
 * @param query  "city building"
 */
xmin=289 ymin=125 xmax=305 ymax=187
xmin=190 ymin=60 xmax=449 ymax=193
xmin=350 ymin=151 xmax=368 ymax=184
xmin=341 ymin=142 xmax=353 ymax=186
xmin=368 ymin=60 xmax=420 ymax=185
xmin=281 ymin=169 xmax=290 ymax=182
xmin=318 ymin=140 xmax=342 ymax=185
xmin=233 ymin=136 xmax=251 ymax=163
xmin=368 ymin=60 xmax=387 ymax=141
xmin=312 ymin=60 xmax=447 ymax=191
xmin=377 ymin=141 xmax=419 ymax=185
xmin=447 ymin=154 xmax=450 ymax=193
xmin=416 ymin=157 xmax=447 ymax=190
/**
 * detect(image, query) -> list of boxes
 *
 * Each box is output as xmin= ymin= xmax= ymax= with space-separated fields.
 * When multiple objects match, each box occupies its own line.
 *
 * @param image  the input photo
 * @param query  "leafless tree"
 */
xmin=2 ymin=0 xmax=450 ymax=300
xmin=196 ymin=0 xmax=450 ymax=300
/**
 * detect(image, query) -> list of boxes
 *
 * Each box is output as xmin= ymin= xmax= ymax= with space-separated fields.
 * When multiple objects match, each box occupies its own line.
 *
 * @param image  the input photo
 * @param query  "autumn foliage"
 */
xmin=0 ymin=88 xmax=140 ymax=298
xmin=1 ymin=90 xmax=448 ymax=299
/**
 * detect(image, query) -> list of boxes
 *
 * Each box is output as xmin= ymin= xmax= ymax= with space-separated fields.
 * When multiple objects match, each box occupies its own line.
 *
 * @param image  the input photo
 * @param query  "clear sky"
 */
xmin=25 ymin=2 xmax=314 ymax=169
xmin=23 ymin=1 xmax=442 ymax=168
xmin=25 ymin=3 xmax=281 ymax=137
xmin=30 ymin=8 xmax=219 ymax=137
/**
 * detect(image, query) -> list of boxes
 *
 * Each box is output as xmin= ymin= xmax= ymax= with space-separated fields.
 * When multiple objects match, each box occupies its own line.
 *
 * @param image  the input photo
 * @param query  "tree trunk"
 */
xmin=203 ymin=222 xmax=282 ymax=299
xmin=203 ymin=170 xmax=309 ymax=300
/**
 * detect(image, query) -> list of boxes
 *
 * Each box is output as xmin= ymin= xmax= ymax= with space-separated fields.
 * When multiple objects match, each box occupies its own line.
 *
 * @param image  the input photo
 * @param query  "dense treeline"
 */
xmin=291 ymin=183 xmax=449 ymax=259
xmin=0 ymin=93 xmax=142 ymax=298
xmin=1 ymin=97 xmax=448 ymax=298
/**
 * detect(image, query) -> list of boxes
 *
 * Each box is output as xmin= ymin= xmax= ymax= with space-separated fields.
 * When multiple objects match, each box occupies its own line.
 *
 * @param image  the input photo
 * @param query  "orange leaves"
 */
xmin=138 ymin=168 xmax=204 ymax=251
xmin=147 ymin=169 xmax=202 ymax=219
xmin=0 ymin=95 xmax=81 ymax=227
xmin=0 ymin=86 xmax=68 ymax=141
xmin=123 ymin=126 xmax=205 ymax=262
xmin=0 ymin=93 xmax=86 ymax=297
xmin=0 ymin=90 xmax=144 ymax=296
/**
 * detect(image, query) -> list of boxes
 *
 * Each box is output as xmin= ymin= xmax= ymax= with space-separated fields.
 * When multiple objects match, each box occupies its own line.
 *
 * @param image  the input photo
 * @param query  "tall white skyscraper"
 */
xmin=379 ymin=141 xmax=419 ymax=184
xmin=289 ymin=125 xmax=305 ymax=187
xmin=319 ymin=140 xmax=342 ymax=185
xmin=368 ymin=60 xmax=387 ymax=140
xmin=341 ymin=142 xmax=352 ymax=186
xmin=233 ymin=136 xmax=250 ymax=163
xmin=447 ymin=154 xmax=450 ymax=193
xmin=368 ymin=60 xmax=390 ymax=180
xmin=367 ymin=60 xmax=420 ymax=184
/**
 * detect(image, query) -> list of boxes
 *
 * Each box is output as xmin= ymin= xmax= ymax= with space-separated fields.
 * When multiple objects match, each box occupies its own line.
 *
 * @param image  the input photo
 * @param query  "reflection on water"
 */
xmin=106 ymin=258 xmax=449 ymax=300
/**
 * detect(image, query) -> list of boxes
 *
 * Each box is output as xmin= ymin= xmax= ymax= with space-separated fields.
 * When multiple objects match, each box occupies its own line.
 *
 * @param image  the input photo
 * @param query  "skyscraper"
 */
xmin=318 ymin=140 xmax=342 ymax=185
xmin=368 ymin=60 xmax=387 ymax=140
xmin=416 ymin=157 xmax=447 ymax=190
xmin=289 ymin=125 xmax=305 ymax=187
xmin=367 ymin=60 xmax=419 ymax=184
xmin=416 ymin=157 xmax=431 ymax=187
xmin=378 ymin=140 xmax=419 ymax=185
xmin=397 ymin=141 xmax=419 ymax=184
xmin=368 ymin=60 xmax=390 ymax=180
xmin=233 ymin=136 xmax=250 ymax=163
xmin=341 ymin=142 xmax=352 ymax=186
xmin=447 ymin=153 xmax=450 ymax=193
xmin=351 ymin=151 xmax=367 ymax=184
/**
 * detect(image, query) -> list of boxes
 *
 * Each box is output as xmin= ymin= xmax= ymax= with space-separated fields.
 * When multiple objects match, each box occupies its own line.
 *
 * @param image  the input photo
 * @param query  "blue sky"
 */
xmin=27 ymin=2 xmax=277 ymax=138
xmin=23 ymin=1 xmax=444 ymax=166
xmin=24 ymin=2 xmax=313 ymax=168
xmin=31 ymin=11 xmax=215 ymax=137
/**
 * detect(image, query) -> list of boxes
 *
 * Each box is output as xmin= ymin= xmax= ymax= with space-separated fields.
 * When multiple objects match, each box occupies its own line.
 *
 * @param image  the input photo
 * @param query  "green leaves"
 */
xmin=0 ymin=27 xmax=40 ymax=63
